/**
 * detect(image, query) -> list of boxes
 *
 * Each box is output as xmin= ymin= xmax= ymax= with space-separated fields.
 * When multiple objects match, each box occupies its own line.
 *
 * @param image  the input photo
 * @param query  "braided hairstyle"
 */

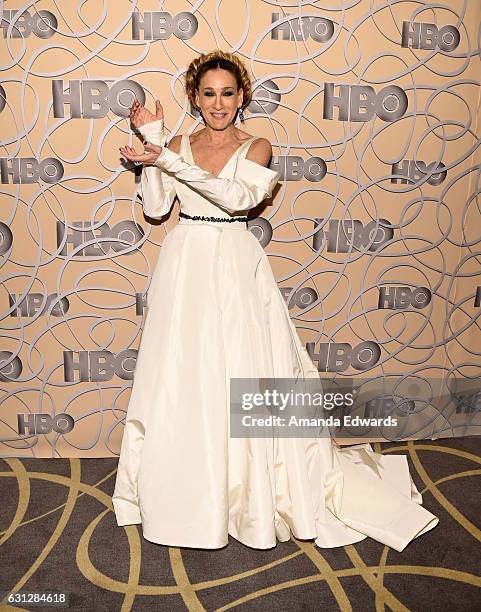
xmin=184 ymin=49 xmax=253 ymax=113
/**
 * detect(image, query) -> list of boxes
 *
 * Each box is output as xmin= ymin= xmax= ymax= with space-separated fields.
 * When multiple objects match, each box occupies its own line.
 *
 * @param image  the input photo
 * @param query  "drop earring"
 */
xmin=234 ymin=106 xmax=244 ymax=127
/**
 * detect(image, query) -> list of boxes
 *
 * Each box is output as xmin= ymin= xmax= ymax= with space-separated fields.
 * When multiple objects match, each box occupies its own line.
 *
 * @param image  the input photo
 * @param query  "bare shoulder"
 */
xmin=245 ymin=137 xmax=273 ymax=168
xmin=166 ymin=134 xmax=182 ymax=154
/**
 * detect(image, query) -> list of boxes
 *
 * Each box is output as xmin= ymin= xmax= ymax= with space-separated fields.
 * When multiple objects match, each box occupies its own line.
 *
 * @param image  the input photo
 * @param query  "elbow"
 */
xmin=139 ymin=190 xmax=173 ymax=219
xmin=142 ymin=201 xmax=172 ymax=219
xmin=216 ymin=185 xmax=265 ymax=214
xmin=139 ymin=187 xmax=174 ymax=219
xmin=140 ymin=187 xmax=175 ymax=219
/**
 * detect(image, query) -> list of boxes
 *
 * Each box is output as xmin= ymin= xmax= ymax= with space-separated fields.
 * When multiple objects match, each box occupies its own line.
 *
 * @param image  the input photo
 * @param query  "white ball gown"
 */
xmin=112 ymin=119 xmax=439 ymax=551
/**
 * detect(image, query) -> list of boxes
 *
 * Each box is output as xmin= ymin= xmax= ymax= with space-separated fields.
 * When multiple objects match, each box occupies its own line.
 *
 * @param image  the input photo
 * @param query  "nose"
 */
xmin=211 ymin=94 xmax=227 ymax=107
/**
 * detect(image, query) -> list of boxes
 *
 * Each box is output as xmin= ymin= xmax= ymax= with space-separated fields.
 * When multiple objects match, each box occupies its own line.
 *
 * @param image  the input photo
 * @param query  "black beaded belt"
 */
xmin=179 ymin=211 xmax=248 ymax=223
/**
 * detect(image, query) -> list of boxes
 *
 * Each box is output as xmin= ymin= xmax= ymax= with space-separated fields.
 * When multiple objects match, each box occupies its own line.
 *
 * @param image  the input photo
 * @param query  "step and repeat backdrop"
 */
xmin=1 ymin=1 xmax=480 ymax=457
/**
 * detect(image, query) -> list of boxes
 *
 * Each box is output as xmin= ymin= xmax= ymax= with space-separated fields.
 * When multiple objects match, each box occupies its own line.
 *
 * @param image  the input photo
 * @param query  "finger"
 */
xmin=120 ymin=146 xmax=137 ymax=157
xmin=129 ymin=100 xmax=140 ymax=117
xmin=127 ymin=154 xmax=153 ymax=164
xmin=120 ymin=145 xmax=148 ymax=159
xmin=121 ymin=152 xmax=140 ymax=163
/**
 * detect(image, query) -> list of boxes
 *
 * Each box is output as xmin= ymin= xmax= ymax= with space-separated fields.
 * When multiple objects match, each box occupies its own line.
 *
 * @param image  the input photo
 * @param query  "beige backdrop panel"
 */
xmin=1 ymin=1 xmax=480 ymax=456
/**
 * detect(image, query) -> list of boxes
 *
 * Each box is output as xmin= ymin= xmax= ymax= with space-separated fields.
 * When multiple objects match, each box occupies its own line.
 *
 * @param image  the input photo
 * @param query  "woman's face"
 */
xmin=194 ymin=68 xmax=243 ymax=130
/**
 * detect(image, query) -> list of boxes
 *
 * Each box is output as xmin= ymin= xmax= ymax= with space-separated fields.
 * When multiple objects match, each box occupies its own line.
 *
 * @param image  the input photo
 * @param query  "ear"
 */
xmin=194 ymin=89 xmax=200 ymax=111
xmin=238 ymin=88 xmax=244 ymax=108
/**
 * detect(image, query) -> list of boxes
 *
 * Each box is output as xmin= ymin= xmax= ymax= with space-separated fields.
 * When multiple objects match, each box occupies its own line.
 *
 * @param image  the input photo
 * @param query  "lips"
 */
xmin=211 ymin=113 xmax=226 ymax=118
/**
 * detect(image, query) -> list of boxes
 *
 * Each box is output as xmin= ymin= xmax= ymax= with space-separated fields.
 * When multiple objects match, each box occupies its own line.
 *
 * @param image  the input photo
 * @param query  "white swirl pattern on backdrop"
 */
xmin=0 ymin=0 xmax=480 ymax=456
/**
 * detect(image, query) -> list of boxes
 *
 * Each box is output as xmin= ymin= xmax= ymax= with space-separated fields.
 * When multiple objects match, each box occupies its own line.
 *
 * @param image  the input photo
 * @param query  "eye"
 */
xmin=203 ymin=91 xmax=234 ymax=96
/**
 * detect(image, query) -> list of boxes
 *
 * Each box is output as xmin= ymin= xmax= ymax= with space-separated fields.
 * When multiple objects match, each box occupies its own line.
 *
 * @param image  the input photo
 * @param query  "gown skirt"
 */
xmin=112 ymin=218 xmax=439 ymax=552
xmin=113 ymin=120 xmax=439 ymax=551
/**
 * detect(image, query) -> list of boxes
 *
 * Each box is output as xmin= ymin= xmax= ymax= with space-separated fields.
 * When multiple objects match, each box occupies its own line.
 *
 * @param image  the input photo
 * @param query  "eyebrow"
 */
xmin=202 ymin=86 xmax=235 ymax=90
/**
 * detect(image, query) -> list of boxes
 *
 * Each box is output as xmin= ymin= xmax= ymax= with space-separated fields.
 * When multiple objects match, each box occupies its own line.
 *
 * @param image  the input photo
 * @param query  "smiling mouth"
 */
xmin=211 ymin=113 xmax=227 ymax=118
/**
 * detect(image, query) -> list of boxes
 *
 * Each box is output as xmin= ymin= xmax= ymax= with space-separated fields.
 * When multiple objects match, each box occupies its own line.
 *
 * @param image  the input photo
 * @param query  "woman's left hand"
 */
xmin=119 ymin=141 xmax=162 ymax=166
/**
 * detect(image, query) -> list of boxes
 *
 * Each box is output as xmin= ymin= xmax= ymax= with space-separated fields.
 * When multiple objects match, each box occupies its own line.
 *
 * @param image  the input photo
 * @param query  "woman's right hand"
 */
xmin=129 ymin=99 xmax=164 ymax=129
xmin=119 ymin=142 xmax=163 ymax=166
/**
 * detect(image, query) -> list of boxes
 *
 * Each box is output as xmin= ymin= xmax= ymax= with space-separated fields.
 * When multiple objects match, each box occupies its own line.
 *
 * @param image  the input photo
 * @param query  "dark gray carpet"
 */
xmin=1 ymin=436 xmax=480 ymax=611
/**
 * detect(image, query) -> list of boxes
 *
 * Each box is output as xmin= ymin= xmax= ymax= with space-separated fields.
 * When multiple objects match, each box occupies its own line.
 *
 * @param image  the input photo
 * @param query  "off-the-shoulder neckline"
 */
xmin=185 ymin=134 xmax=257 ymax=178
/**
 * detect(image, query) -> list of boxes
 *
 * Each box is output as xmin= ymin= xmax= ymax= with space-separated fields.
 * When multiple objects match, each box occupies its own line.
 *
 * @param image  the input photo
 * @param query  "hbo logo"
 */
xmin=17 ymin=413 xmax=74 ymax=435
xmin=0 ymin=158 xmax=64 ymax=184
xmin=280 ymin=287 xmax=318 ymax=310
xmin=378 ymin=286 xmax=432 ymax=310
xmin=271 ymin=13 xmax=334 ymax=42
xmin=401 ymin=21 xmax=460 ymax=51
xmin=391 ymin=159 xmax=447 ymax=186
xmin=0 ymin=84 xmax=6 ymax=113
xmin=0 ymin=9 xmax=57 ymax=38
xmin=248 ymin=217 xmax=273 ymax=248
xmin=363 ymin=397 xmax=415 ymax=419
xmin=455 ymin=392 xmax=481 ymax=415
xmin=323 ymin=83 xmax=408 ymax=122
xmin=0 ymin=351 xmax=22 ymax=380
xmin=9 ymin=293 xmax=69 ymax=317
xmin=0 ymin=223 xmax=13 ymax=256
xmin=475 ymin=286 xmax=481 ymax=307
xmin=64 ymin=350 xmax=138 ymax=382
xmin=52 ymin=79 xmax=145 ymax=118
xmin=132 ymin=11 xmax=197 ymax=40
xmin=247 ymin=79 xmax=281 ymax=116
xmin=57 ymin=220 xmax=144 ymax=257
xmin=307 ymin=341 xmax=381 ymax=372
xmin=135 ymin=292 xmax=148 ymax=316
xmin=272 ymin=156 xmax=327 ymax=181
xmin=313 ymin=218 xmax=394 ymax=253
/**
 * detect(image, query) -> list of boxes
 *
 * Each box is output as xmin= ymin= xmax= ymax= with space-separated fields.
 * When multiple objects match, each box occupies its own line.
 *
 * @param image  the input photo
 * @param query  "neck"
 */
xmin=202 ymin=123 xmax=239 ymax=146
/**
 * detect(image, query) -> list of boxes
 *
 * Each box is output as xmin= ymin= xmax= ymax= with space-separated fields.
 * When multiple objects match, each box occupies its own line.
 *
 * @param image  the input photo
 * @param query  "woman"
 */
xmin=113 ymin=49 xmax=439 ymax=551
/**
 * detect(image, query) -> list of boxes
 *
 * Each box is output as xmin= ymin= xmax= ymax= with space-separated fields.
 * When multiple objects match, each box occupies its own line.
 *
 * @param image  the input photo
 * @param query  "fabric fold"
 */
xmin=154 ymin=148 xmax=280 ymax=213
xmin=136 ymin=119 xmax=176 ymax=218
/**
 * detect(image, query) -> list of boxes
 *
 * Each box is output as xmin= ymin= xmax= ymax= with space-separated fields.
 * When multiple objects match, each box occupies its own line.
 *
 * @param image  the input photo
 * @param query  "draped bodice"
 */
xmin=175 ymin=134 xmax=257 ymax=218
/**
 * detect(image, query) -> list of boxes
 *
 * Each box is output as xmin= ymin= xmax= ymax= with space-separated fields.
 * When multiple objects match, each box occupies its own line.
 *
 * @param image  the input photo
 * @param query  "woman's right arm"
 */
xmin=137 ymin=119 xmax=177 ymax=219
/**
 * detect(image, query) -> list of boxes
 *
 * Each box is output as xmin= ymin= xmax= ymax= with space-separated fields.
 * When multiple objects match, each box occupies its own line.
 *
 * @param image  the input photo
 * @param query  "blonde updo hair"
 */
xmin=185 ymin=49 xmax=253 ymax=112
